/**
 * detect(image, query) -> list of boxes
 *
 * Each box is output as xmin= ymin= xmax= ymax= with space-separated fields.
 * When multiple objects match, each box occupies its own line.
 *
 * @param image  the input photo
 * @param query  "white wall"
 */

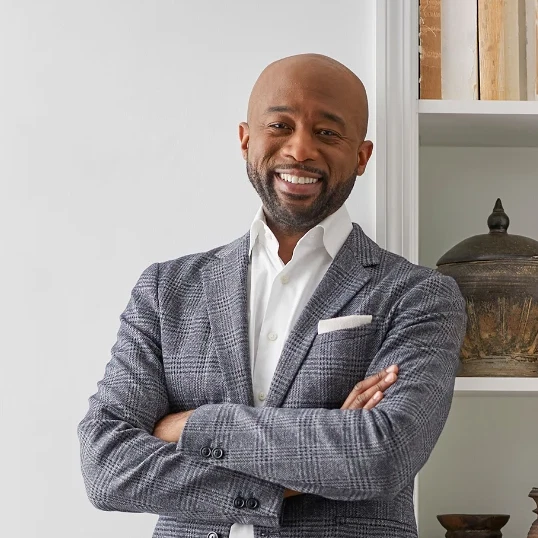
xmin=0 ymin=2 xmax=377 ymax=537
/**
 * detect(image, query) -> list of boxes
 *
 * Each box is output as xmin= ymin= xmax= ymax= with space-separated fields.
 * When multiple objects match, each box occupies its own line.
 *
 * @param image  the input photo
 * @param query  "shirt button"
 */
xmin=200 ymin=446 xmax=212 ymax=458
xmin=246 ymin=498 xmax=260 ymax=509
xmin=207 ymin=533 xmax=220 ymax=538
xmin=280 ymin=274 xmax=290 ymax=284
xmin=257 ymin=391 xmax=266 ymax=402
xmin=267 ymin=332 xmax=278 ymax=341
xmin=212 ymin=447 xmax=224 ymax=459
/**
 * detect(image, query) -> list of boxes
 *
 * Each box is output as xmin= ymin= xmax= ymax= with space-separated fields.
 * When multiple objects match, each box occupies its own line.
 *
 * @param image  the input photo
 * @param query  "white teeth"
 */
xmin=280 ymin=173 xmax=319 ymax=184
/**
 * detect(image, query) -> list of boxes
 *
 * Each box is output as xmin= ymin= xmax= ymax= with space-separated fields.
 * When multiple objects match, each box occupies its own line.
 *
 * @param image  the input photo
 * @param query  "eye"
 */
xmin=318 ymin=129 xmax=339 ymax=137
xmin=269 ymin=123 xmax=291 ymax=130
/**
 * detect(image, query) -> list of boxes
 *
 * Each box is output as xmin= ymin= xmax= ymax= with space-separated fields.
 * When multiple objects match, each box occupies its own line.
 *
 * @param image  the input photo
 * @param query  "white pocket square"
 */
xmin=317 ymin=314 xmax=373 ymax=335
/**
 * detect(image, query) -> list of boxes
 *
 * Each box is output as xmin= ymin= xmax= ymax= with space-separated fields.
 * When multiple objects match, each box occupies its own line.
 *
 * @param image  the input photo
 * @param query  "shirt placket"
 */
xmin=252 ymin=248 xmax=294 ymax=407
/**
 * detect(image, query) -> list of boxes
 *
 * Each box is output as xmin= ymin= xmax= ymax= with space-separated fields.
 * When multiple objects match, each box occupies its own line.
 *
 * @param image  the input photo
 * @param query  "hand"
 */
xmin=284 ymin=488 xmax=302 ymax=498
xmin=341 ymin=364 xmax=399 ymax=410
xmin=153 ymin=410 xmax=194 ymax=443
xmin=283 ymin=365 xmax=399 ymax=499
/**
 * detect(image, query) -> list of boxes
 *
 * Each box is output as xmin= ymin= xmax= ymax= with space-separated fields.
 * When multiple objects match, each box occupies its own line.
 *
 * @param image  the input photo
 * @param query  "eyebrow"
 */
xmin=264 ymin=106 xmax=346 ymax=128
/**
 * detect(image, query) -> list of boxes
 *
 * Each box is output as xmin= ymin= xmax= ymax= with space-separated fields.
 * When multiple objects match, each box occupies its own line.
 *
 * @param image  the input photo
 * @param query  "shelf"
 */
xmin=418 ymin=396 xmax=538 ymax=538
xmin=454 ymin=377 xmax=538 ymax=395
xmin=419 ymin=100 xmax=538 ymax=148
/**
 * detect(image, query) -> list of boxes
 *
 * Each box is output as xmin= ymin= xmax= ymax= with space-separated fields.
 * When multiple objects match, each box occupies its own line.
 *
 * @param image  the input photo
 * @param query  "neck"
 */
xmin=275 ymin=231 xmax=304 ymax=265
xmin=264 ymin=217 xmax=307 ymax=265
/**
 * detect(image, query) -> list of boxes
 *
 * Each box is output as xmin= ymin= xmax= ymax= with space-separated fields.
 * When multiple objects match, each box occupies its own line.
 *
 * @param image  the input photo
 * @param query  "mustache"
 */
xmin=272 ymin=164 xmax=328 ymax=181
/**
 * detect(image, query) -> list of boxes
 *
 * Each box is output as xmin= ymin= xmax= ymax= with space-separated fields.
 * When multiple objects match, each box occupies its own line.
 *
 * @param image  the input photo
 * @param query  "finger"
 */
xmin=342 ymin=372 xmax=398 ymax=410
xmin=362 ymin=391 xmax=384 ymax=410
xmin=341 ymin=370 xmax=387 ymax=409
xmin=341 ymin=365 xmax=399 ymax=409
xmin=341 ymin=365 xmax=398 ymax=409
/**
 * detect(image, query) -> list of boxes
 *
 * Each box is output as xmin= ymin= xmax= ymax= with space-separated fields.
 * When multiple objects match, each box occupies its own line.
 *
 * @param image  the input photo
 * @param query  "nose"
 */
xmin=282 ymin=128 xmax=320 ymax=162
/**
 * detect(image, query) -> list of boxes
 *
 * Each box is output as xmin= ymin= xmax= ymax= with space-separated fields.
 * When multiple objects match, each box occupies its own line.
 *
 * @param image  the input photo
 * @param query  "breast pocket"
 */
xmin=286 ymin=322 xmax=379 ymax=408
xmin=316 ymin=321 xmax=377 ymax=342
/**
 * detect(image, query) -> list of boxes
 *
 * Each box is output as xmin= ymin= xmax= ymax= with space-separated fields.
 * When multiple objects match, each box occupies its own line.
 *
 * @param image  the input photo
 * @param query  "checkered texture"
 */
xmin=78 ymin=224 xmax=466 ymax=538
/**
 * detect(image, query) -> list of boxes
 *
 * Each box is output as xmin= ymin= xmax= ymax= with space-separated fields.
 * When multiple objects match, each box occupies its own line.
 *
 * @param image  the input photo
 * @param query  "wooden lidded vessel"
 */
xmin=436 ymin=199 xmax=538 ymax=377
xmin=528 ymin=488 xmax=538 ymax=538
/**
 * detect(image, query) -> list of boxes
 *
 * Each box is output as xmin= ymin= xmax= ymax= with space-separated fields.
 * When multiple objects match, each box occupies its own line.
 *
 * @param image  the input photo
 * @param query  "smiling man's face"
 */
xmin=239 ymin=54 xmax=373 ymax=234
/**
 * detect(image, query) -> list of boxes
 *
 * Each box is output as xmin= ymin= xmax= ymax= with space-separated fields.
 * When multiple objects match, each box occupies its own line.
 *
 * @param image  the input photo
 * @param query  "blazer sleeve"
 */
xmin=178 ymin=272 xmax=467 ymax=501
xmin=77 ymin=263 xmax=284 ymax=526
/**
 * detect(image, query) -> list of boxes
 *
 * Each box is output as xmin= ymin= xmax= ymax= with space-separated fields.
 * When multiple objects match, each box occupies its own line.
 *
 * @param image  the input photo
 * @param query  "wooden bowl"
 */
xmin=437 ymin=514 xmax=510 ymax=537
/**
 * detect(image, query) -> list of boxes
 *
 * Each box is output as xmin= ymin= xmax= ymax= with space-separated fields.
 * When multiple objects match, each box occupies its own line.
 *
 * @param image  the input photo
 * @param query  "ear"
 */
xmin=356 ymin=140 xmax=374 ymax=176
xmin=239 ymin=122 xmax=250 ymax=161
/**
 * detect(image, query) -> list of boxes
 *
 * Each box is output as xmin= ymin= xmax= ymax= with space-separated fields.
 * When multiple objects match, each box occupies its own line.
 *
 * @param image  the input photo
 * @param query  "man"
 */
xmin=78 ymin=54 xmax=466 ymax=538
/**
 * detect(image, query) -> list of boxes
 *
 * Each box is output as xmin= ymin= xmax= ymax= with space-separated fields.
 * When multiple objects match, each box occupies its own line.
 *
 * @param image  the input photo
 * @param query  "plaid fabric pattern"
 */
xmin=78 ymin=224 xmax=466 ymax=538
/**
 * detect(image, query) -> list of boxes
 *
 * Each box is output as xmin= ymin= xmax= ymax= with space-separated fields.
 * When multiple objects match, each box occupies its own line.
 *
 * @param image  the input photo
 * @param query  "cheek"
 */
xmin=249 ymin=138 xmax=282 ymax=163
xmin=326 ymin=152 xmax=358 ymax=178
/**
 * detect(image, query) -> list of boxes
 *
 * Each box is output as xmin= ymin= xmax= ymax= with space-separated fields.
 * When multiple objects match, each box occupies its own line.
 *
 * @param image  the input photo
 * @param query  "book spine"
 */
xmin=526 ymin=0 xmax=538 ymax=99
xmin=441 ymin=0 xmax=478 ymax=99
xmin=420 ymin=0 xmax=442 ymax=99
xmin=505 ymin=0 xmax=527 ymax=99
xmin=479 ymin=0 xmax=527 ymax=100
xmin=478 ymin=0 xmax=505 ymax=99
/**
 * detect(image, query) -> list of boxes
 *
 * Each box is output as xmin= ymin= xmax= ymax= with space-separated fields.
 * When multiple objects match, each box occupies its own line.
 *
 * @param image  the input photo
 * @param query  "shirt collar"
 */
xmin=248 ymin=204 xmax=352 ymax=259
xmin=249 ymin=207 xmax=269 ymax=256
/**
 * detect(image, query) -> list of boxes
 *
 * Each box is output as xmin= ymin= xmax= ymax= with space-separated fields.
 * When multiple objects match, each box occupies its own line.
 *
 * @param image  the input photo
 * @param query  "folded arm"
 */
xmin=178 ymin=273 xmax=467 ymax=501
xmin=78 ymin=264 xmax=284 ymax=527
xmin=153 ymin=366 xmax=399 ymax=499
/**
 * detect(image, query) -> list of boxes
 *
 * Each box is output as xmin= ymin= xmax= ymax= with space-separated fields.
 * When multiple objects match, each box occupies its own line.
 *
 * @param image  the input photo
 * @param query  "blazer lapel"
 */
xmin=265 ymin=225 xmax=380 ymax=407
xmin=201 ymin=233 xmax=254 ymax=406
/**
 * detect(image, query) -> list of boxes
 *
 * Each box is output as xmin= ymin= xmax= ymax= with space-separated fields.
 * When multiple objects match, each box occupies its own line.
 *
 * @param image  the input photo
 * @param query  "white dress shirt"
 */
xmin=229 ymin=204 xmax=353 ymax=538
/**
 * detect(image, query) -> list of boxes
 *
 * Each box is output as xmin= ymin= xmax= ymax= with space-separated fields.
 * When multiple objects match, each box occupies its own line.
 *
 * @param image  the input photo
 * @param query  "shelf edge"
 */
xmin=419 ymin=99 xmax=538 ymax=116
xmin=454 ymin=377 xmax=538 ymax=393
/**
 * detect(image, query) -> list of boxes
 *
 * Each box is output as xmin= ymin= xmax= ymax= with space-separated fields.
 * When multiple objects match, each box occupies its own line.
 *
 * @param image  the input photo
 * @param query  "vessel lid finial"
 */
xmin=487 ymin=198 xmax=510 ymax=233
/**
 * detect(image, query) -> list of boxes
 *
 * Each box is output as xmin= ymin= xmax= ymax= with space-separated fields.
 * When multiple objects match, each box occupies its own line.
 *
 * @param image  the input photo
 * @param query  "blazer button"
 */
xmin=212 ymin=447 xmax=224 ymax=459
xmin=233 ymin=496 xmax=245 ymax=508
xmin=200 ymin=446 xmax=212 ymax=458
xmin=246 ymin=498 xmax=259 ymax=509
xmin=206 ymin=533 xmax=220 ymax=538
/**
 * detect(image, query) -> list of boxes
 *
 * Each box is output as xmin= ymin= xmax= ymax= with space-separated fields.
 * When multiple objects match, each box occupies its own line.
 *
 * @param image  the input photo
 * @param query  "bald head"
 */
xmin=239 ymin=53 xmax=374 ymax=236
xmin=247 ymin=53 xmax=369 ymax=139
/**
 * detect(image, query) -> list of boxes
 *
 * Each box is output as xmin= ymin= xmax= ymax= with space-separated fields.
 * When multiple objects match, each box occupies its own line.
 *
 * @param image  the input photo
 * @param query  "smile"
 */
xmin=279 ymin=173 xmax=319 ymax=185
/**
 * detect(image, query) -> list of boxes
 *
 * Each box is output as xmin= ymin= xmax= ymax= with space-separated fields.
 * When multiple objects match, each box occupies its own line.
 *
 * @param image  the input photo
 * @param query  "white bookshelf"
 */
xmin=377 ymin=3 xmax=538 ymax=536
xmin=417 ymin=125 xmax=538 ymax=538
xmin=417 ymin=108 xmax=538 ymax=538
xmin=419 ymin=100 xmax=538 ymax=148
xmin=417 ymin=142 xmax=538 ymax=538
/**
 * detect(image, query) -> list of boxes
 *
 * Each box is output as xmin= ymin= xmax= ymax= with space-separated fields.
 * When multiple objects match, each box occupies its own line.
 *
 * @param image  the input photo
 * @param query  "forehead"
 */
xmin=254 ymin=71 xmax=362 ymax=127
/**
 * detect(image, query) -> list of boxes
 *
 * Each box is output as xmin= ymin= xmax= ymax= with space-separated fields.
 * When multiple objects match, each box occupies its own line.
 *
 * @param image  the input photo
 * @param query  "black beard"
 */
xmin=246 ymin=162 xmax=357 ymax=234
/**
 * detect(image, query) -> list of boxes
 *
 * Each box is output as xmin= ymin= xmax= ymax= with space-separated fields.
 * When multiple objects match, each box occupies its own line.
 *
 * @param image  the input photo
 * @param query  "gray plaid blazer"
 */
xmin=78 ymin=224 xmax=466 ymax=538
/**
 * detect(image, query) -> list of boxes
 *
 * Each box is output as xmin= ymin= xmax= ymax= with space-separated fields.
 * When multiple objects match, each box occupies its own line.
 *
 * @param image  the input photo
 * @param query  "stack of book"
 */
xmin=419 ymin=0 xmax=538 ymax=100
